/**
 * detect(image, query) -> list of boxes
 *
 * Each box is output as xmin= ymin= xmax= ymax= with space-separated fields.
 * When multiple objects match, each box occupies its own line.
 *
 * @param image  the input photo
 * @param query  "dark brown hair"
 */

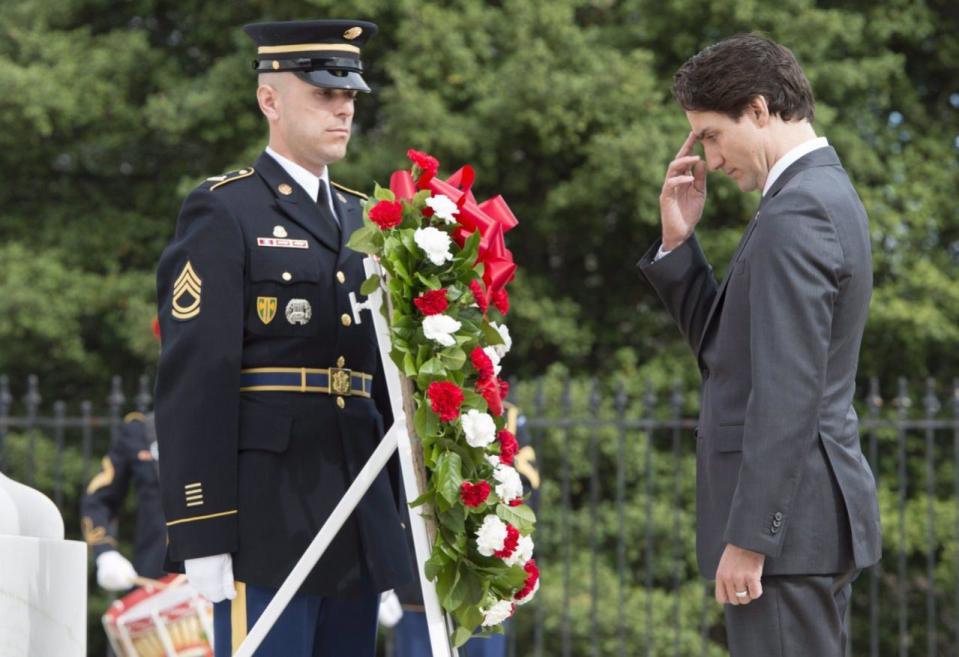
xmin=672 ymin=34 xmax=815 ymax=123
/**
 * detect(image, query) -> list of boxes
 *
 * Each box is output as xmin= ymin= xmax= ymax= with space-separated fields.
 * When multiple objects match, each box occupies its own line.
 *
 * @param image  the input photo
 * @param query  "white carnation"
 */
xmin=490 ymin=322 xmax=512 ymax=359
xmin=462 ymin=410 xmax=496 ymax=448
xmin=504 ymin=535 xmax=534 ymax=567
xmin=414 ymin=226 xmax=453 ymax=266
xmin=515 ymin=578 xmax=540 ymax=605
xmin=475 ymin=514 xmax=508 ymax=557
xmin=425 ymin=194 xmax=459 ymax=224
xmin=493 ymin=464 xmax=523 ymax=502
xmin=485 ymin=454 xmax=501 ymax=468
xmin=422 ymin=314 xmax=461 ymax=347
xmin=482 ymin=599 xmax=515 ymax=627
xmin=483 ymin=346 xmax=502 ymax=376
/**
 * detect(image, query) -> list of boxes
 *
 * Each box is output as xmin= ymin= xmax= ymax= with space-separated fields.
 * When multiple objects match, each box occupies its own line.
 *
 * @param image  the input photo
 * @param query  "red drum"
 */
xmin=102 ymin=574 xmax=214 ymax=657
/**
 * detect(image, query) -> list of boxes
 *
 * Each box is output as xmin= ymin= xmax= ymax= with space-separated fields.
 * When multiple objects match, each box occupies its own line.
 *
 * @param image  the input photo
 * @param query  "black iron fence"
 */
xmin=1 ymin=374 xmax=957 ymax=657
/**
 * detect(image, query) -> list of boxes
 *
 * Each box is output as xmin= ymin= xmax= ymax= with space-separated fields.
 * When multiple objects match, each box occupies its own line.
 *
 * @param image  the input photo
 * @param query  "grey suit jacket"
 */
xmin=639 ymin=147 xmax=882 ymax=578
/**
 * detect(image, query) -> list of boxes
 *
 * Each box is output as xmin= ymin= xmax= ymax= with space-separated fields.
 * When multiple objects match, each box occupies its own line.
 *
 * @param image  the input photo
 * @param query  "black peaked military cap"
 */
xmin=244 ymin=19 xmax=378 ymax=93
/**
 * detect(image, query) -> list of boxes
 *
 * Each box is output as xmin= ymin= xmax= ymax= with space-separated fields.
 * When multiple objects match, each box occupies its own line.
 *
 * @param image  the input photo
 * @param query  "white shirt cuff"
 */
xmin=654 ymin=245 xmax=673 ymax=262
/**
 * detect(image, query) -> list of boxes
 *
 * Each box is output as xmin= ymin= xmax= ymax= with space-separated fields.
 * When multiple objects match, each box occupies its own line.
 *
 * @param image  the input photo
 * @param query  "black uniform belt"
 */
xmin=240 ymin=367 xmax=372 ymax=397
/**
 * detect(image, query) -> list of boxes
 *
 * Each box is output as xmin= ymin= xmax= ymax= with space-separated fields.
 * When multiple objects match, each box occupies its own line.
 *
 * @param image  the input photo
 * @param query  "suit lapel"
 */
xmin=693 ymin=145 xmax=843 ymax=358
xmin=253 ymin=152 xmax=340 ymax=253
xmin=695 ymin=213 xmax=761 ymax=357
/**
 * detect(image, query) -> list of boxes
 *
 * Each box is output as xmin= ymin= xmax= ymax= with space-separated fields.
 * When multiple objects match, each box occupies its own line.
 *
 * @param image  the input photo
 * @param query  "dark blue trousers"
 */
xmin=213 ymin=581 xmax=379 ymax=657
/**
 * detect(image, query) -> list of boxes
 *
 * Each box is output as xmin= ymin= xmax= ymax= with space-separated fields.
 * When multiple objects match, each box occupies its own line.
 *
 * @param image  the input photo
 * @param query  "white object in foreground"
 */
xmin=0 ymin=472 xmax=87 ymax=657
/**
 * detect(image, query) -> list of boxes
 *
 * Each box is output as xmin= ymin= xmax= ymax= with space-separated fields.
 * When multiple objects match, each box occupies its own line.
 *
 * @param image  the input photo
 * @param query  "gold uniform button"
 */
xmin=336 ymin=271 xmax=346 ymax=284
xmin=282 ymin=272 xmax=292 ymax=281
xmin=336 ymin=396 xmax=346 ymax=409
xmin=341 ymin=313 xmax=352 ymax=327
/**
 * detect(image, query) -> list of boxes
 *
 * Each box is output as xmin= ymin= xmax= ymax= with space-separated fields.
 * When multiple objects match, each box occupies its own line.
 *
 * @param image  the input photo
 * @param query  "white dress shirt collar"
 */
xmin=265 ymin=147 xmax=338 ymax=220
xmin=762 ymin=136 xmax=829 ymax=197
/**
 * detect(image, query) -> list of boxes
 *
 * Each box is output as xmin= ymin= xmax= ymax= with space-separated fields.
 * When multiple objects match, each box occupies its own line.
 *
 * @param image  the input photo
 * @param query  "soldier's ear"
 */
xmin=256 ymin=81 xmax=282 ymax=122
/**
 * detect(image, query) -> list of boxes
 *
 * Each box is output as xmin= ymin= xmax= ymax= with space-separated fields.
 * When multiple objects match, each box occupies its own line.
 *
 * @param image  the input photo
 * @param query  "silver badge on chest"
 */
xmin=285 ymin=298 xmax=312 ymax=325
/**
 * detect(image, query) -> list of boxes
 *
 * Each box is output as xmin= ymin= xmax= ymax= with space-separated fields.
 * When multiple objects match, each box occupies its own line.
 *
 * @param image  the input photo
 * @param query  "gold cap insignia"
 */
xmin=257 ymin=296 xmax=278 ymax=325
xmin=172 ymin=261 xmax=201 ymax=320
xmin=343 ymin=27 xmax=363 ymax=40
xmin=278 ymin=183 xmax=293 ymax=196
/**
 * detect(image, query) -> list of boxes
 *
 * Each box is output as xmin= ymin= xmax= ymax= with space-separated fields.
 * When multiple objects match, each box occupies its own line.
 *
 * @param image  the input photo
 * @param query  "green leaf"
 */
xmin=346 ymin=225 xmax=384 ymax=254
xmin=451 ymin=626 xmax=474 ymax=648
xmin=359 ymin=274 xmax=380 ymax=296
xmin=481 ymin=320 xmax=504 ymax=346
xmin=424 ymin=547 xmax=449 ymax=581
xmin=373 ymin=182 xmax=395 ymax=201
xmin=413 ymin=401 xmax=441 ymax=439
xmin=495 ymin=503 xmax=536 ymax=535
xmin=403 ymin=351 xmax=417 ymax=376
xmin=434 ymin=451 xmax=463 ymax=506
xmin=439 ymin=504 xmax=466 ymax=534
xmin=419 ymin=357 xmax=448 ymax=377
xmin=438 ymin=347 xmax=467 ymax=370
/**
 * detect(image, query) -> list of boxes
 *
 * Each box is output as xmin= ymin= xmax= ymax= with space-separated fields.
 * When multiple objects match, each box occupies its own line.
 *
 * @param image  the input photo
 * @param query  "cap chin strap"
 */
xmin=253 ymin=57 xmax=363 ymax=73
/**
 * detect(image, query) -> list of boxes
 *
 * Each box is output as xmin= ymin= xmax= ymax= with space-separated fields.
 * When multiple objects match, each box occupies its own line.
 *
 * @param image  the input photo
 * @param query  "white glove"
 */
xmin=96 ymin=550 xmax=138 ymax=592
xmin=184 ymin=553 xmax=236 ymax=603
xmin=377 ymin=589 xmax=403 ymax=628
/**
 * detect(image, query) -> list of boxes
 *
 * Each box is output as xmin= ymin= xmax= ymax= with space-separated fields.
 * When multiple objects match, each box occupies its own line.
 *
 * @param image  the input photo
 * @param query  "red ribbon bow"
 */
xmin=390 ymin=160 xmax=518 ymax=306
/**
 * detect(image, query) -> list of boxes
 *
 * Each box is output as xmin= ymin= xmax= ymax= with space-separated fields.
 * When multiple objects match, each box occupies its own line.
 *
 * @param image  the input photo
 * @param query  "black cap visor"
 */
xmin=295 ymin=69 xmax=371 ymax=93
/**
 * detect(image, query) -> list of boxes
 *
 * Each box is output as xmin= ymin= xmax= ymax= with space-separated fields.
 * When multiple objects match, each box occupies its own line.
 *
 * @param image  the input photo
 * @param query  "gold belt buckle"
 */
xmin=330 ymin=368 xmax=353 ymax=396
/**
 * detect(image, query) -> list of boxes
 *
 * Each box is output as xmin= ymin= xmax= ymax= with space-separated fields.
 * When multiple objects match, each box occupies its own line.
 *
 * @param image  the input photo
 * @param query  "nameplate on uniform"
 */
xmin=257 ymin=237 xmax=309 ymax=249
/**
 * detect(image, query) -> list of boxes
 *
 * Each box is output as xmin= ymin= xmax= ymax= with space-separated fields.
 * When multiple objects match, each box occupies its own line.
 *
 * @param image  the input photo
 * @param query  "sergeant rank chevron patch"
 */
xmin=172 ymin=261 xmax=202 ymax=320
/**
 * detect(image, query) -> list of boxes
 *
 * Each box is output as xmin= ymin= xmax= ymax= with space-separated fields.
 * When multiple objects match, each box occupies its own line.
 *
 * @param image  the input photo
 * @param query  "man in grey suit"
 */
xmin=638 ymin=34 xmax=882 ymax=655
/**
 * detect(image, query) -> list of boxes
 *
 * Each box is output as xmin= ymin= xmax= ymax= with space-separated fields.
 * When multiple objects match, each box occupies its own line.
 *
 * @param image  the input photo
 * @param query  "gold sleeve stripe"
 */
xmin=81 ymin=517 xmax=118 ymax=546
xmin=86 ymin=456 xmax=116 ymax=495
xmin=231 ymin=581 xmax=248 ymax=653
xmin=124 ymin=411 xmax=147 ymax=423
xmin=165 ymin=509 xmax=237 ymax=527
xmin=330 ymin=181 xmax=368 ymax=200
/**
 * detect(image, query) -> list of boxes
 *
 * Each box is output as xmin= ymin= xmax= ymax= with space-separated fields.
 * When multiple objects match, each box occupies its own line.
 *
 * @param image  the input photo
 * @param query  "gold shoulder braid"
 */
xmin=330 ymin=181 xmax=368 ymax=200
xmin=206 ymin=167 xmax=255 ymax=191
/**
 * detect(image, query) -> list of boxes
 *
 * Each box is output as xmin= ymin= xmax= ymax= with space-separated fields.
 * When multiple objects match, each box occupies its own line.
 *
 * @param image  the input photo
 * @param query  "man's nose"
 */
xmin=704 ymin=146 xmax=723 ymax=172
xmin=336 ymin=97 xmax=354 ymax=118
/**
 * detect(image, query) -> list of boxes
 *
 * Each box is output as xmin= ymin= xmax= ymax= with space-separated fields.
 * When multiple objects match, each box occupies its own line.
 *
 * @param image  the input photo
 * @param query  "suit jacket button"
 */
xmin=336 ymin=271 xmax=346 ymax=284
xmin=336 ymin=396 xmax=346 ymax=409
xmin=282 ymin=271 xmax=292 ymax=281
xmin=341 ymin=313 xmax=352 ymax=327
xmin=773 ymin=512 xmax=784 ymax=521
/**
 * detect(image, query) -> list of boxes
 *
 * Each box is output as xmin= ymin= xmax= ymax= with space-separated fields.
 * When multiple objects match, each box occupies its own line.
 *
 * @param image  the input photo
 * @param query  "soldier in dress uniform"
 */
xmin=154 ymin=19 xmax=411 ymax=657
xmin=81 ymin=410 xmax=166 ymax=593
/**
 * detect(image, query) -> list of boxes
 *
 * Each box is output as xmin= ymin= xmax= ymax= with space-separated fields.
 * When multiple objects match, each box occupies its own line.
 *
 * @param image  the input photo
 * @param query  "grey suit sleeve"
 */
xmin=638 ymin=235 xmax=718 ymax=354
xmin=723 ymin=191 xmax=843 ymax=558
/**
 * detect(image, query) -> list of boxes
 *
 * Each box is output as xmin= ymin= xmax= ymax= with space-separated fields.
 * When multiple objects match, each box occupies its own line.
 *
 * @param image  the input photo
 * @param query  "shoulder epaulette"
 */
xmin=124 ymin=411 xmax=147 ymax=424
xmin=330 ymin=181 xmax=368 ymax=200
xmin=204 ymin=167 xmax=255 ymax=191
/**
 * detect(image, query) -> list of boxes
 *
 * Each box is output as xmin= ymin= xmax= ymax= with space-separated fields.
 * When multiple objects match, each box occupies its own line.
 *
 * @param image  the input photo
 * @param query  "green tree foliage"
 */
xmin=1 ymin=1 xmax=957 ymax=655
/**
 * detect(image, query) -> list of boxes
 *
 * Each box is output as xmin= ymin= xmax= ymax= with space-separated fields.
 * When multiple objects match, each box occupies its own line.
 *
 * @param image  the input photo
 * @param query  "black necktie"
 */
xmin=316 ymin=180 xmax=341 ymax=233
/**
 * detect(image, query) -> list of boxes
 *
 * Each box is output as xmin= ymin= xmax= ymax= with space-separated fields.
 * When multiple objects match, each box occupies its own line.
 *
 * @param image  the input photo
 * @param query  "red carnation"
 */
xmin=494 ymin=524 xmax=520 ymax=559
xmin=413 ymin=289 xmax=449 ymax=316
xmin=515 ymin=559 xmax=540 ymax=600
xmin=477 ymin=376 xmax=504 ymax=417
xmin=407 ymin=149 xmax=439 ymax=189
xmin=470 ymin=347 xmax=494 ymax=381
xmin=498 ymin=378 xmax=510 ymax=400
xmin=468 ymin=279 xmax=489 ymax=313
xmin=427 ymin=381 xmax=464 ymax=422
xmin=459 ymin=481 xmax=491 ymax=508
xmin=492 ymin=288 xmax=510 ymax=316
xmin=509 ymin=498 xmax=524 ymax=507
xmin=369 ymin=200 xmax=403 ymax=230
xmin=498 ymin=429 xmax=519 ymax=465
